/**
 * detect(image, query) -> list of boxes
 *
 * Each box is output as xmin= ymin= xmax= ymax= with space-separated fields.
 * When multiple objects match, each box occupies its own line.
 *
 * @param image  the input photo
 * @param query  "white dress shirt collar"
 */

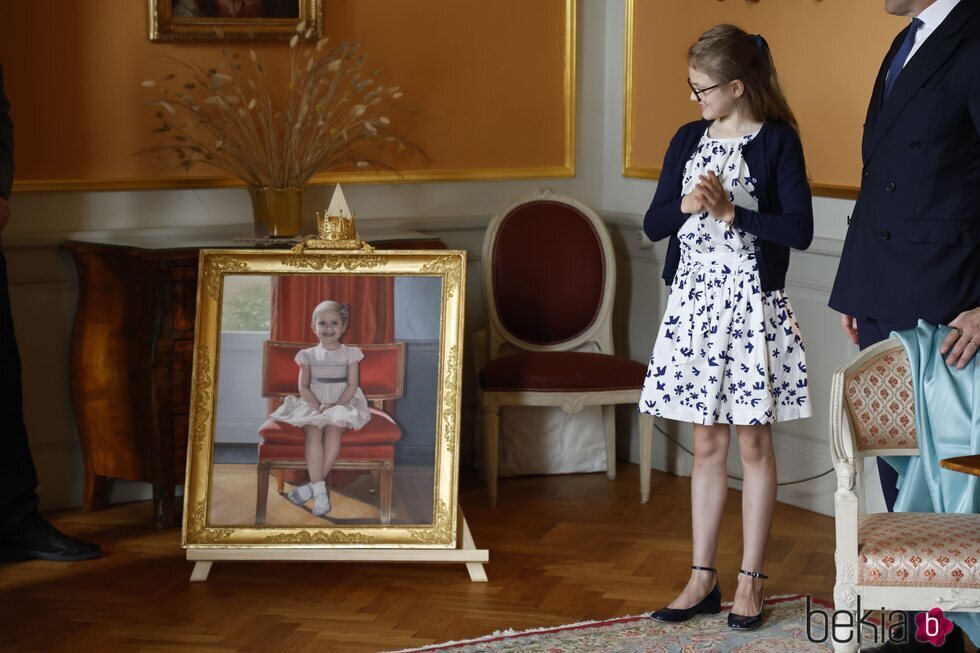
xmin=905 ymin=0 xmax=963 ymax=64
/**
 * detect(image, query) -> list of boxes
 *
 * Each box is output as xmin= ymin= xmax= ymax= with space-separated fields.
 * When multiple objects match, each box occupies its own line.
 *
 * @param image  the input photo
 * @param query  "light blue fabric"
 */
xmin=886 ymin=320 xmax=980 ymax=644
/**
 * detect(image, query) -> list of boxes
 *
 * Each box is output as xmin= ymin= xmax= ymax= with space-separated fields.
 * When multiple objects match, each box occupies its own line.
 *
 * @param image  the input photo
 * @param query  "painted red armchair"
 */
xmin=255 ymin=340 xmax=406 ymax=524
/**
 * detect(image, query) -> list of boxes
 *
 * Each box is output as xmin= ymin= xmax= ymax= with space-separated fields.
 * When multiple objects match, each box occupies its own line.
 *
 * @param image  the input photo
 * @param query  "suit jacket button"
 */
xmin=886 ymin=182 xmax=896 ymax=192
xmin=880 ymin=230 xmax=891 ymax=240
xmin=910 ymin=141 xmax=921 ymax=150
xmin=862 ymin=169 xmax=870 ymax=179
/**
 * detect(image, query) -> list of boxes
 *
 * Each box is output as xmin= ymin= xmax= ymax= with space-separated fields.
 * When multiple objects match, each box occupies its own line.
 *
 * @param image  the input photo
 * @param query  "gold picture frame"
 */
xmin=149 ymin=0 xmax=322 ymax=41
xmin=182 ymin=248 xmax=466 ymax=556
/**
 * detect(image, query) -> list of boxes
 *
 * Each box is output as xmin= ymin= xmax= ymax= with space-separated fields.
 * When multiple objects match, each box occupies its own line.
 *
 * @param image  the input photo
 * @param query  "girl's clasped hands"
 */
xmin=682 ymin=171 xmax=735 ymax=226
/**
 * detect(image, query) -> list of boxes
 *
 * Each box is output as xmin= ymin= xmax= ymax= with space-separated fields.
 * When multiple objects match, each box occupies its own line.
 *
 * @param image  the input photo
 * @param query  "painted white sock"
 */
xmin=312 ymin=481 xmax=331 ymax=516
xmin=286 ymin=482 xmax=313 ymax=506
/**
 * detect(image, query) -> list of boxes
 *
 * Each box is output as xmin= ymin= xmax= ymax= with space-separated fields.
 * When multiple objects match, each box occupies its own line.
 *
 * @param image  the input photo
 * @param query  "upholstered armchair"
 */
xmin=478 ymin=190 xmax=655 ymax=507
xmin=830 ymin=338 xmax=980 ymax=652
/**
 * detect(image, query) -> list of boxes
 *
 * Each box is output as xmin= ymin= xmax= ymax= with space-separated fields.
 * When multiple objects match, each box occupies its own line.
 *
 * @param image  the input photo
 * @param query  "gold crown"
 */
xmin=315 ymin=211 xmax=358 ymax=242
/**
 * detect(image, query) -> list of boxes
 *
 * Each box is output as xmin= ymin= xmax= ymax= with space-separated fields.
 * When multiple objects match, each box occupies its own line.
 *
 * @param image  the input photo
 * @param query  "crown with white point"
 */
xmin=314 ymin=184 xmax=359 ymax=243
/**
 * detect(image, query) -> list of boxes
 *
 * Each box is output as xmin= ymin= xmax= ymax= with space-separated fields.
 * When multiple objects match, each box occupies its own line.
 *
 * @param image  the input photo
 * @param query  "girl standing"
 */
xmin=640 ymin=25 xmax=813 ymax=630
xmin=270 ymin=300 xmax=371 ymax=516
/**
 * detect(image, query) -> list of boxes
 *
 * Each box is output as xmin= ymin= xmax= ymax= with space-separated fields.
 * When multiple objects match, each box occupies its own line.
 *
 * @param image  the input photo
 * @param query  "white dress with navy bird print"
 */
xmin=639 ymin=127 xmax=811 ymax=425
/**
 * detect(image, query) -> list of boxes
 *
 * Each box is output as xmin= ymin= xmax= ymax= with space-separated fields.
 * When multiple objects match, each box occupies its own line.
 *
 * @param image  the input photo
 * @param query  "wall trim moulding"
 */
xmin=13 ymin=164 xmax=578 ymax=194
xmin=12 ymin=0 xmax=577 ymax=194
xmin=622 ymin=0 xmax=857 ymax=201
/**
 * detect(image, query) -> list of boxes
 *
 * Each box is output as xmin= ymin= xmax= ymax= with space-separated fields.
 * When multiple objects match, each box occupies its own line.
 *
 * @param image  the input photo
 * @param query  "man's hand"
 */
xmin=839 ymin=313 xmax=859 ymax=345
xmin=940 ymin=306 xmax=980 ymax=369
xmin=0 ymin=196 xmax=9 ymax=233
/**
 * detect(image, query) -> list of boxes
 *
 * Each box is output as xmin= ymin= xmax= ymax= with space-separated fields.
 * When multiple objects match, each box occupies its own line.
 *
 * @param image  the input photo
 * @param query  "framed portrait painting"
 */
xmin=182 ymin=247 xmax=466 ymax=550
xmin=149 ymin=0 xmax=321 ymax=41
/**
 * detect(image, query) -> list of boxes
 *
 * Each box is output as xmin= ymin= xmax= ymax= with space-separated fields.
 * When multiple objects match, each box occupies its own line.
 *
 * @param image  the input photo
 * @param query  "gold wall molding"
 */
xmin=4 ymin=0 xmax=576 ymax=193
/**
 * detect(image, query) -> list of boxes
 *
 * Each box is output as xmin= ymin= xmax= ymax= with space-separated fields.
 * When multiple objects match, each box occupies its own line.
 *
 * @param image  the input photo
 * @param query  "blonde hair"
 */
xmin=311 ymin=300 xmax=350 ymax=327
xmin=688 ymin=24 xmax=799 ymax=134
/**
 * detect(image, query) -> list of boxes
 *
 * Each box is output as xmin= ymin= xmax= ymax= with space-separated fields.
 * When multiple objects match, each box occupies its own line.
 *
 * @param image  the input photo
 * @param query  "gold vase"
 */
xmin=248 ymin=187 xmax=304 ymax=237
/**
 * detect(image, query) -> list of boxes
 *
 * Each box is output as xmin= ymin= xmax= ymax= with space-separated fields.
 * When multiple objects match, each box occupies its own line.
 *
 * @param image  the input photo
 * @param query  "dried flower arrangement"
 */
xmin=140 ymin=23 xmax=415 ymax=189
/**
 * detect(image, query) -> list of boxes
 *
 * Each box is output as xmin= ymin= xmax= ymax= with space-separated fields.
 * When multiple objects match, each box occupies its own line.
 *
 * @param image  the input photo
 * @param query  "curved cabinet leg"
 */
xmin=83 ymin=472 xmax=112 ymax=511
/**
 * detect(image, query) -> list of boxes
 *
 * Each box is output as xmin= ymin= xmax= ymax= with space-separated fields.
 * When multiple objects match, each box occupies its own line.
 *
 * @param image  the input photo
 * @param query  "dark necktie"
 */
xmin=884 ymin=18 xmax=924 ymax=98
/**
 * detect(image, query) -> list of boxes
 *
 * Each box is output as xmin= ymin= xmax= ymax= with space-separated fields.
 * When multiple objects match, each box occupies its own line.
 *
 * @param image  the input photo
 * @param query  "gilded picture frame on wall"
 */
xmin=182 ymin=247 xmax=466 ymax=550
xmin=149 ymin=0 xmax=321 ymax=41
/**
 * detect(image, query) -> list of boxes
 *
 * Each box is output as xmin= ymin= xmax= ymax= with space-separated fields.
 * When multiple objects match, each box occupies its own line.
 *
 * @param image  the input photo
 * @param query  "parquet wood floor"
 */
xmin=0 ymin=466 xmax=836 ymax=652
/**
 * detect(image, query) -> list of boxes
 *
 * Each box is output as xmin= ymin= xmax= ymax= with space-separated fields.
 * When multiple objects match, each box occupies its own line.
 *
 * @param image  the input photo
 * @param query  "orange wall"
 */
xmin=626 ymin=0 xmax=905 ymax=198
xmin=0 ymin=0 xmax=572 ymax=190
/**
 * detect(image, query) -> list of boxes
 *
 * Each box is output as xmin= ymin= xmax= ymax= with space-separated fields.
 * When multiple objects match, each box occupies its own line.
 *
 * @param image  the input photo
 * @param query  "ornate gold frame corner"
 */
xmin=182 ymin=248 xmax=466 ymax=550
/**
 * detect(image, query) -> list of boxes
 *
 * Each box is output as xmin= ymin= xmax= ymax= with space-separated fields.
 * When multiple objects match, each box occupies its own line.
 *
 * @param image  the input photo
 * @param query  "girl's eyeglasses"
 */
xmin=687 ymin=78 xmax=722 ymax=102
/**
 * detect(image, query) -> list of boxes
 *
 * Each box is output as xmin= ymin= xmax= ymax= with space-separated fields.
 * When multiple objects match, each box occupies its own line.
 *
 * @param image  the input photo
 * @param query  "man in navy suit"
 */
xmin=0 ymin=64 xmax=101 ymax=561
xmin=830 ymin=1 xmax=979 ymax=651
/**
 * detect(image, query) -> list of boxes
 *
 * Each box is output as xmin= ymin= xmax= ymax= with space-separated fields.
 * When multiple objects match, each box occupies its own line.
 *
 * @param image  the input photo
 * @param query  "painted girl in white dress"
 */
xmin=269 ymin=300 xmax=371 ymax=516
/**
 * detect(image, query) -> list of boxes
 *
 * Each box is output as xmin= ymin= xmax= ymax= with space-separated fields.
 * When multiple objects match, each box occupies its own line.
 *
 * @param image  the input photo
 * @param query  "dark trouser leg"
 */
xmin=0 ymin=250 xmax=40 ymax=531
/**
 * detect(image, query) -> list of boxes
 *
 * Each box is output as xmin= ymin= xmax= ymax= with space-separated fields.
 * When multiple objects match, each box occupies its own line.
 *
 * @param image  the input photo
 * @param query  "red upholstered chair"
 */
xmin=478 ymin=190 xmax=655 ymax=507
xmin=255 ymin=340 xmax=406 ymax=524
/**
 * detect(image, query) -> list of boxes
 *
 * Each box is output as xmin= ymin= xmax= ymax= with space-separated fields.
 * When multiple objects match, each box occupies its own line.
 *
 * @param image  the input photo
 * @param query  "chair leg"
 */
xmin=832 ymin=584 xmax=860 ymax=653
xmin=274 ymin=468 xmax=285 ymax=494
xmin=380 ymin=462 xmax=393 ymax=525
xmin=603 ymin=405 xmax=617 ymax=480
xmin=483 ymin=404 xmax=500 ymax=507
xmin=639 ymin=413 xmax=654 ymax=503
xmin=255 ymin=461 xmax=271 ymax=525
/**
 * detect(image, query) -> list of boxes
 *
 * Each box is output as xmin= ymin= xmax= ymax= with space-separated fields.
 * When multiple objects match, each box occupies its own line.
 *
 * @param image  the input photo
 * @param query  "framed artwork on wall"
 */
xmin=182 ymin=245 xmax=481 ymax=579
xmin=149 ymin=0 xmax=321 ymax=41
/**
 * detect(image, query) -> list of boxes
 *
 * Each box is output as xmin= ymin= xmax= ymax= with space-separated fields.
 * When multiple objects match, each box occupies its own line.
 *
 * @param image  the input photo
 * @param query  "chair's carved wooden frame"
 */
xmin=830 ymin=338 xmax=980 ymax=652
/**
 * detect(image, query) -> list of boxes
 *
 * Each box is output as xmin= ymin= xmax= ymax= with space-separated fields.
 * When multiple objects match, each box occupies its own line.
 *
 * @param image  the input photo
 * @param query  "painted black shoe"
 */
xmin=728 ymin=568 xmax=766 ymax=630
xmin=651 ymin=565 xmax=722 ymax=622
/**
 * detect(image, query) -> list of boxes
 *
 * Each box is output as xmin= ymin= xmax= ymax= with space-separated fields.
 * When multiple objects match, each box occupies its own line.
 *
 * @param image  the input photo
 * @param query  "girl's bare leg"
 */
xmin=667 ymin=423 xmax=731 ymax=608
xmin=303 ymin=425 xmax=326 ymax=483
xmin=732 ymin=423 xmax=776 ymax=616
xmin=321 ymin=425 xmax=345 ymax=480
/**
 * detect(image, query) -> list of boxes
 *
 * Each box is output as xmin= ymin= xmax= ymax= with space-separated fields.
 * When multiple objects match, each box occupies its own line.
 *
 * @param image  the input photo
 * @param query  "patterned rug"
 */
xmin=389 ymin=595 xmax=835 ymax=652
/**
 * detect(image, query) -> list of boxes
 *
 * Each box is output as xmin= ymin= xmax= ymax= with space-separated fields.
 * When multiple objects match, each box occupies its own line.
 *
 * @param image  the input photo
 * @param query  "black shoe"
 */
xmin=0 ymin=514 xmax=102 ymax=562
xmin=728 ymin=569 xmax=767 ymax=630
xmin=651 ymin=565 xmax=722 ymax=622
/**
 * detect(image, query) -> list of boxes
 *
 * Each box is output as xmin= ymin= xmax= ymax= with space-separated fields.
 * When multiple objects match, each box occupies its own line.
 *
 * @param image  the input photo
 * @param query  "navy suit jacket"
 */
xmin=829 ymin=0 xmax=980 ymax=325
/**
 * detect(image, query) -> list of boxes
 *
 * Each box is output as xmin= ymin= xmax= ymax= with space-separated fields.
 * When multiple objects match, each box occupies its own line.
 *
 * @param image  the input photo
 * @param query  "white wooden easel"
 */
xmin=187 ymin=507 xmax=488 ymax=582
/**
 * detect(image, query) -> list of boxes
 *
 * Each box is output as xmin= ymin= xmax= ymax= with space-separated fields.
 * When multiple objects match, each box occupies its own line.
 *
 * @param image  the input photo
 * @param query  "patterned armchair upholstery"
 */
xmin=830 ymin=338 xmax=980 ymax=652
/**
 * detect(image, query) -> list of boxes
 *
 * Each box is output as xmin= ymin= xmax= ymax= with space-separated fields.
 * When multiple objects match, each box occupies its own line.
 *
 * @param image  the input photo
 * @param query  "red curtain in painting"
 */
xmin=270 ymin=275 xmax=394 ymax=345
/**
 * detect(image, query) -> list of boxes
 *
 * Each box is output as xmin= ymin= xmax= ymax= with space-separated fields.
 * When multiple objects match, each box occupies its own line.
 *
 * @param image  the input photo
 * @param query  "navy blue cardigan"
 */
xmin=643 ymin=120 xmax=814 ymax=291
